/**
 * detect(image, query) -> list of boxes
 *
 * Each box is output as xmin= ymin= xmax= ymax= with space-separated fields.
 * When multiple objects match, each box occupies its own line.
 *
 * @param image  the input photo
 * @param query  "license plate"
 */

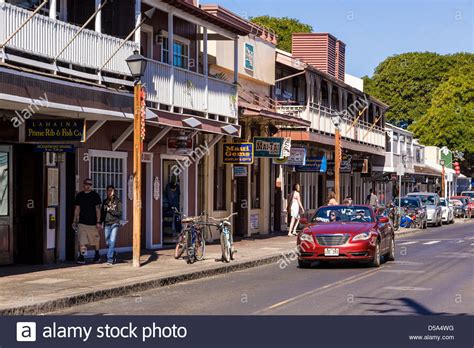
xmin=324 ymin=248 xmax=339 ymax=256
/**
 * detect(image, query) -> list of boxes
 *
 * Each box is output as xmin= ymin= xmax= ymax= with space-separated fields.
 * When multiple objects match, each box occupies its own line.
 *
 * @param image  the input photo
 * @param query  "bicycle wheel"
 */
xmin=186 ymin=228 xmax=195 ymax=264
xmin=194 ymin=230 xmax=206 ymax=261
xmin=174 ymin=231 xmax=186 ymax=259
xmin=220 ymin=229 xmax=231 ymax=263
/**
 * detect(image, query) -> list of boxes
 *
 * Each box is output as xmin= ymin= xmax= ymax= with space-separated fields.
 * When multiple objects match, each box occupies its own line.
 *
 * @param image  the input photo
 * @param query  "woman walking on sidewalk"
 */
xmin=101 ymin=185 xmax=122 ymax=265
xmin=288 ymin=184 xmax=304 ymax=236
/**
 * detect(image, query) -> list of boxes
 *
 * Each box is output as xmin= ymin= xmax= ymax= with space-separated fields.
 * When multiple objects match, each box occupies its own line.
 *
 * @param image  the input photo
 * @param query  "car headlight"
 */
xmin=299 ymin=233 xmax=314 ymax=243
xmin=352 ymin=232 xmax=372 ymax=241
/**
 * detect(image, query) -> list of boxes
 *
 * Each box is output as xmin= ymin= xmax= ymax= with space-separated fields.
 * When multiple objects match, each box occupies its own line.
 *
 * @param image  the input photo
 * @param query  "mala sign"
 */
xmin=223 ymin=143 xmax=253 ymax=164
xmin=254 ymin=137 xmax=286 ymax=158
xmin=25 ymin=119 xmax=85 ymax=141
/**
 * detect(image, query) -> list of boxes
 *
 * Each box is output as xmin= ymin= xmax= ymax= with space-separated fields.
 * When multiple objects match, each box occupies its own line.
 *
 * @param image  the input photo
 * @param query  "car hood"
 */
xmin=306 ymin=222 xmax=376 ymax=235
xmin=426 ymin=205 xmax=436 ymax=211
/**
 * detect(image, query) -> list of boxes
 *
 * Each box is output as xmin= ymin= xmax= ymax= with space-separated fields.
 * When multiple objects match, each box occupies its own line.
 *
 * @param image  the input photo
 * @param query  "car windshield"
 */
xmin=395 ymin=198 xmax=420 ymax=208
xmin=439 ymin=199 xmax=448 ymax=207
xmin=461 ymin=192 xmax=474 ymax=199
xmin=410 ymin=195 xmax=436 ymax=205
xmin=312 ymin=206 xmax=374 ymax=223
xmin=450 ymin=199 xmax=462 ymax=206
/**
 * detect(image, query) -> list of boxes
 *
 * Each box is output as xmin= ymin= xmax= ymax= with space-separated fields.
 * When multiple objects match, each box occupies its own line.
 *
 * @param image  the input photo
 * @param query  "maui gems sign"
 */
xmin=223 ymin=143 xmax=254 ymax=164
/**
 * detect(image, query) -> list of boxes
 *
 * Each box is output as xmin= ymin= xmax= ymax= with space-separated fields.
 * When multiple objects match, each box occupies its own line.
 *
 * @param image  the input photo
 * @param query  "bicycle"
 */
xmin=208 ymin=212 xmax=237 ymax=263
xmin=173 ymin=209 xmax=206 ymax=264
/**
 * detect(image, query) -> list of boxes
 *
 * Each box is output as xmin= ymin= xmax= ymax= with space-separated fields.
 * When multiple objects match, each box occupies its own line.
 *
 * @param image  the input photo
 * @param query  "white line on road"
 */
xmin=380 ymin=270 xmax=425 ymax=274
xmin=423 ymin=241 xmax=441 ymax=245
xmin=254 ymin=266 xmax=384 ymax=314
xmin=397 ymin=241 xmax=418 ymax=245
xmin=383 ymin=286 xmax=432 ymax=291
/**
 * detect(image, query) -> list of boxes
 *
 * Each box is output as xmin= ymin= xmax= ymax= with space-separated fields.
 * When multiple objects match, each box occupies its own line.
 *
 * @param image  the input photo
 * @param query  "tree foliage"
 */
xmin=250 ymin=16 xmax=313 ymax=52
xmin=363 ymin=52 xmax=474 ymax=125
xmin=411 ymin=64 xmax=474 ymax=158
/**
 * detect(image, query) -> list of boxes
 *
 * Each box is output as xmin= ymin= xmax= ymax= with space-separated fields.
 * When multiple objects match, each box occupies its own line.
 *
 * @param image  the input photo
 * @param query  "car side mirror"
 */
xmin=377 ymin=216 xmax=389 ymax=223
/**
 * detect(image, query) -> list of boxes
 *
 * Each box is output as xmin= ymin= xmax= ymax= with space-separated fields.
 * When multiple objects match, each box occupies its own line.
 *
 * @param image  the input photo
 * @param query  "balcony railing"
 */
xmin=144 ymin=59 xmax=238 ymax=119
xmin=0 ymin=2 xmax=138 ymax=75
xmin=277 ymin=103 xmax=385 ymax=148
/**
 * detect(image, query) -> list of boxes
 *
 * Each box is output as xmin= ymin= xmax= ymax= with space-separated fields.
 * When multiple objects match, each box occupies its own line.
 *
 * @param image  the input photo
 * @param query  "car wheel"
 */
xmin=298 ymin=259 xmax=312 ymax=269
xmin=370 ymin=241 xmax=381 ymax=268
xmin=386 ymin=237 xmax=395 ymax=261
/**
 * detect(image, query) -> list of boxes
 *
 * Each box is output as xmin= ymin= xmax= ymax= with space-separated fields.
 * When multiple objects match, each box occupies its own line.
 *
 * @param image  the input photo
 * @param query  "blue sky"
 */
xmin=211 ymin=0 xmax=473 ymax=77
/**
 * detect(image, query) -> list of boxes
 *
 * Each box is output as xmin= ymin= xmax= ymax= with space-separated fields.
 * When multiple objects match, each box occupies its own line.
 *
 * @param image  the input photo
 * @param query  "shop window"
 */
xmin=213 ymin=143 xmax=226 ymax=211
xmin=251 ymin=159 xmax=261 ymax=209
xmin=89 ymin=150 xmax=127 ymax=220
xmin=0 ymin=152 xmax=8 ymax=216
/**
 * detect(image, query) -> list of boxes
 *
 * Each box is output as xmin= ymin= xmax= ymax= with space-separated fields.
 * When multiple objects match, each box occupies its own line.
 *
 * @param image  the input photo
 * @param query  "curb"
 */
xmin=0 ymin=251 xmax=293 ymax=316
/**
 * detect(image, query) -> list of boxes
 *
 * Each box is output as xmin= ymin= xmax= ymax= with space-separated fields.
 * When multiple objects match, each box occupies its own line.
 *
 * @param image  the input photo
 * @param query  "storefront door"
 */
xmin=0 ymin=146 xmax=12 ymax=265
xmin=162 ymin=157 xmax=187 ymax=244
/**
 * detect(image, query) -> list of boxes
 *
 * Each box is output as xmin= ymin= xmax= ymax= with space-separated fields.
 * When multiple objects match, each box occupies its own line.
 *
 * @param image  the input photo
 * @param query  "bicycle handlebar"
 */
xmin=208 ymin=212 xmax=238 ymax=222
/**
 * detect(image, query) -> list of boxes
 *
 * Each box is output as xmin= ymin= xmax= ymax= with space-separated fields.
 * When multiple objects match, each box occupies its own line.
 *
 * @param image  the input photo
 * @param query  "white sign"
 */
xmin=153 ymin=176 xmax=160 ymax=200
xmin=250 ymin=214 xmax=259 ymax=230
xmin=281 ymin=137 xmax=292 ymax=158
xmin=273 ymin=148 xmax=306 ymax=166
xmin=397 ymin=163 xmax=405 ymax=176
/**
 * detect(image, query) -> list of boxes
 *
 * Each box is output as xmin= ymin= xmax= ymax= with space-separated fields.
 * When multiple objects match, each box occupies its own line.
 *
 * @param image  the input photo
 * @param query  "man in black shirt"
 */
xmin=73 ymin=178 xmax=102 ymax=264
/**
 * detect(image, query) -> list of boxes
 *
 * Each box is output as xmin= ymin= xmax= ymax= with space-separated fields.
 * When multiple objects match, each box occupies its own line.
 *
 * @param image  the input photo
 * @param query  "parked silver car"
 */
xmin=407 ymin=192 xmax=443 ymax=227
xmin=439 ymin=198 xmax=455 ymax=224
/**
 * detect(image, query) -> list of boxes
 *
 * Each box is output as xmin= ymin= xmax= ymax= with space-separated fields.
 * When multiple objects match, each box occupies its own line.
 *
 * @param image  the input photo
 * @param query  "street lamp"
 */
xmin=331 ymin=114 xmax=342 ymax=203
xmin=126 ymin=50 xmax=147 ymax=268
xmin=440 ymin=158 xmax=446 ymax=199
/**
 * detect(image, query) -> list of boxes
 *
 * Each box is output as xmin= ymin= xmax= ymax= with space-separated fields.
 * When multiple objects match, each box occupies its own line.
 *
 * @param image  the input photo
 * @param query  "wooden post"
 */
xmin=133 ymin=82 xmax=142 ymax=267
xmin=334 ymin=128 xmax=341 ymax=203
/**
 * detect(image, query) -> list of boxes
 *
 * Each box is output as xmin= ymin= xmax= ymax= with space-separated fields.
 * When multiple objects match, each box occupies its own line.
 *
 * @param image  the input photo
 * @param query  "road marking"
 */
xmin=383 ymin=286 xmax=432 ymax=291
xmin=471 ymin=243 xmax=474 ymax=246
xmin=380 ymin=270 xmax=425 ymax=274
xmin=422 ymin=240 xmax=441 ymax=245
xmin=254 ymin=266 xmax=384 ymax=314
xmin=398 ymin=241 xmax=418 ymax=245
xmin=455 ymin=240 xmax=465 ymax=243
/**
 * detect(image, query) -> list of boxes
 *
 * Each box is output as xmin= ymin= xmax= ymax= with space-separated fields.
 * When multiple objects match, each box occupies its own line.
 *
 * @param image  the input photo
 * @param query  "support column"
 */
xmin=168 ymin=11 xmax=174 ymax=106
xmin=59 ymin=0 xmax=68 ymax=21
xmin=203 ymin=27 xmax=208 ymax=113
xmin=327 ymin=82 xmax=333 ymax=110
xmin=95 ymin=0 xmax=101 ymax=33
xmin=134 ymin=0 xmax=141 ymax=44
xmin=315 ymin=76 xmax=321 ymax=104
xmin=233 ymin=37 xmax=239 ymax=84
xmin=49 ymin=0 xmax=57 ymax=19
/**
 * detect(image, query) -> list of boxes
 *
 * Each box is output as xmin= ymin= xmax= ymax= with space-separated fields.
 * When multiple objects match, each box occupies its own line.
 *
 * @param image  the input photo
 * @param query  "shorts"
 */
xmin=78 ymin=224 xmax=100 ymax=247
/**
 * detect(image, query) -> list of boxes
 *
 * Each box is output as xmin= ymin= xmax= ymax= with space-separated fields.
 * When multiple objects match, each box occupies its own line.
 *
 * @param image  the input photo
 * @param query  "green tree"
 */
xmin=364 ymin=52 xmax=474 ymax=125
xmin=250 ymin=16 xmax=312 ymax=52
xmin=411 ymin=64 xmax=474 ymax=161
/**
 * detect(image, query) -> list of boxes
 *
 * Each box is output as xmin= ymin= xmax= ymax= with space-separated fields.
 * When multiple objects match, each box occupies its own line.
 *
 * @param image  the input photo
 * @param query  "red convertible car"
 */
xmin=297 ymin=205 xmax=395 ymax=268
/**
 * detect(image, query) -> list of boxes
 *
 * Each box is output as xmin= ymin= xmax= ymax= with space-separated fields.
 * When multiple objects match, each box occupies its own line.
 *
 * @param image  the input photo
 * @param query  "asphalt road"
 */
xmin=53 ymin=220 xmax=474 ymax=315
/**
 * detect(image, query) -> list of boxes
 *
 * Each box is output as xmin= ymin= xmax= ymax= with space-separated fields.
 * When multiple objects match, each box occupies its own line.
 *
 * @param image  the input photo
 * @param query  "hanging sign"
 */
xmin=254 ymin=137 xmax=284 ymax=158
xmin=273 ymin=147 xmax=306 ymax=166
xmin=340 ymin=154 xmax=353 ymax=173
xmin=223 ymin=143 xmax=253 ymax=164
xmin=33 ymin=144 xmax=75 ymax=153
xmin=281 ymin=137 xmax=292 ymax=158
xmin=167 ymin=135 xmax=194 ymax=155
xmin=353 ymin=159 xmax=369 ymax=174
xmin=244 ymin=42 xmax=254 ymax=71
xmin=233 ymin=166 xmax=248 ymax=177
xmin=25 ymin=119 xmax=85 ymax=142
xmin=296 ymin=155 xmax=327 ymax=172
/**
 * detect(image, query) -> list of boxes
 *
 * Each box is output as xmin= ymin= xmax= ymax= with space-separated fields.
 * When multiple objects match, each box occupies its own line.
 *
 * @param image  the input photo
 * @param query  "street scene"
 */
xmin=0 ymin=0 xmax=473 ymax=346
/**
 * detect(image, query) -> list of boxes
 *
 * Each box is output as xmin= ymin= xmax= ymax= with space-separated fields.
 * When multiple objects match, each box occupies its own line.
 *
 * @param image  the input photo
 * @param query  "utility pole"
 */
xmin=332 ymin=115 xmax=342 ymax=203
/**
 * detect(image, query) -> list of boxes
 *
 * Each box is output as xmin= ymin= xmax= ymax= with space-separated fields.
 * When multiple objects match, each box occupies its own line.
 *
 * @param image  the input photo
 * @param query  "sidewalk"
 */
xmin=0 ymin=233 xmax=297 ymax=315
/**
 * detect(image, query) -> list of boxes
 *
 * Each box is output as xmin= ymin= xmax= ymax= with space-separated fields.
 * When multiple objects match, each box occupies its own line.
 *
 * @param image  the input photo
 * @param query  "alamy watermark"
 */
xmin=10 ymin=92 xmax=50 ymax=128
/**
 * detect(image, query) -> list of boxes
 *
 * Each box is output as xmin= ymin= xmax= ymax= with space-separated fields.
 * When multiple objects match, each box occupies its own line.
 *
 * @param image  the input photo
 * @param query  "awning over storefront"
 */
xmin=414 ymin=165 xmax=441 ymax=177
xmin=147 ymin=108 xmax=241 ymax=136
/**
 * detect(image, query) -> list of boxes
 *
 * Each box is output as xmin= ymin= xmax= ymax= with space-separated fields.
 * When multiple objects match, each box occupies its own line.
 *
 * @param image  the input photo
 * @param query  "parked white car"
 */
xmin=439 ymin=198 xmax=455 ymax=224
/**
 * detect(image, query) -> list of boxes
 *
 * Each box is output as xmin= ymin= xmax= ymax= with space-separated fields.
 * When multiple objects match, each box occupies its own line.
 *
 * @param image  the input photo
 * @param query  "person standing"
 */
xmin=287 ymin=184 xmax=304 ymax=236
xmin=327 ymin=191 xmax=338 ymax=205
xmin=366 ymin=189 xmax=379 ymax=208
xmin=73 ymin=178 xmax=102 ymax=264
xmin=101 ymin=185 xmax=122 ymax=265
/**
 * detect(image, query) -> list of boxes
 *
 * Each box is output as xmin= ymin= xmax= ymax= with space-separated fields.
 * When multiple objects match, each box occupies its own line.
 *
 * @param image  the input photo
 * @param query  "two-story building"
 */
xmin=273 ymin=33 xmax=388 ymax=221
xmin=0 ymin=0 xmax=250 ymax=265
